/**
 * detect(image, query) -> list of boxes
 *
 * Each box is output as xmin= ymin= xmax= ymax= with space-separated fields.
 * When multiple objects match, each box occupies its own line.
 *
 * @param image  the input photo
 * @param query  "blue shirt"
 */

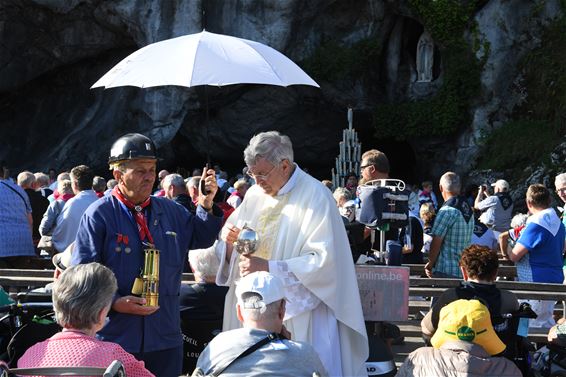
xmin=0 ymin=180 xmax=35 ymax=257
xmin=516 ymin=215 xmax=565 ymax=283
xmin=52 ymin=190 xmax=99 ymax=252
xmin=72 ymin=195 xmax=222 ymax=353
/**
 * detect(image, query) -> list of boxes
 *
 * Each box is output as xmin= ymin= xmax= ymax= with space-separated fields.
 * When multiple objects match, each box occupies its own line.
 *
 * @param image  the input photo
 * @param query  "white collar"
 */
xmin=528 ymin=208 xmax=561 ymax=236
xmin=277 ymin=164 xmax=301 ymax=196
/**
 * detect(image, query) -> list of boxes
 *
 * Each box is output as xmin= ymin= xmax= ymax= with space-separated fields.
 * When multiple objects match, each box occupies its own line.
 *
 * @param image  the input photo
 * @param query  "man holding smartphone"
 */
xmin=72 ymin=133 xmax=223 ymax=376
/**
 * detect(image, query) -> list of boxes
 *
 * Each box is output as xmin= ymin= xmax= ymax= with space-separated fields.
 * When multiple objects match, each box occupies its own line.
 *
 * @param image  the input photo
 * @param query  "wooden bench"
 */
xmin=404 ymin=263 xmax=517 ymax=279
xmin=0 ymin=269 xmax=196 ymax=292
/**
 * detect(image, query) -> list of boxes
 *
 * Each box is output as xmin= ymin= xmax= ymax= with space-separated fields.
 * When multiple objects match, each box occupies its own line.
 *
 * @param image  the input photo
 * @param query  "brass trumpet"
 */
xmin=132 ymin=246 xmax=160 ymax=307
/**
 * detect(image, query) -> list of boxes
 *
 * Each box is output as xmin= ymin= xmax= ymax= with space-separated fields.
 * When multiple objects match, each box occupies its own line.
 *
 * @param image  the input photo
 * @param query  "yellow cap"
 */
xmin=431 ymin=299 xmax=506 ymax=356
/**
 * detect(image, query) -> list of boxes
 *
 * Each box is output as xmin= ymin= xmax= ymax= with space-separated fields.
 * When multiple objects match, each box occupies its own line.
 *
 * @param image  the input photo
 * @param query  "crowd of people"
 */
xmin=0 ymin=131 xmax=565 ymax=377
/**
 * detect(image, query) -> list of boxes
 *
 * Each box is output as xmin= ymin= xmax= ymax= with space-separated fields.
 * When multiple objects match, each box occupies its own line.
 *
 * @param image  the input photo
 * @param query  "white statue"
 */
xmin=416 ymin=31 xmax=434 ymax=82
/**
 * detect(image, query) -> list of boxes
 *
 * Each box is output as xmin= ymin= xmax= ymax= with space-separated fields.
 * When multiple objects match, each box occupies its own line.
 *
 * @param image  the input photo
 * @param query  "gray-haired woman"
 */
xmin=18 ymin=263 xmax=154 ymax=377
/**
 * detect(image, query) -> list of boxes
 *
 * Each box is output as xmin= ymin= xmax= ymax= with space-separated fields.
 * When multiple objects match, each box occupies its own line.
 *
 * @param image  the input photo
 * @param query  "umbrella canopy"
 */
xmin=91 ymin=30 xmax=319 ymax=89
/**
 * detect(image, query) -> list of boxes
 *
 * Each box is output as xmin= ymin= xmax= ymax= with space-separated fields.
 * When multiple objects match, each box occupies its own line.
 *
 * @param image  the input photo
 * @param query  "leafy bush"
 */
xmin=477 ymin=120 xmax=561 ymax=171
xmin=373 ymin=0 xmax=483 ymax=139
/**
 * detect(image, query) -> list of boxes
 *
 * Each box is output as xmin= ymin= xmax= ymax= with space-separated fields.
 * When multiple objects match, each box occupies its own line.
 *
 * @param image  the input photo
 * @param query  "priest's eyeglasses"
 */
xmin=247 ymin=165 xmax=277 ymax=181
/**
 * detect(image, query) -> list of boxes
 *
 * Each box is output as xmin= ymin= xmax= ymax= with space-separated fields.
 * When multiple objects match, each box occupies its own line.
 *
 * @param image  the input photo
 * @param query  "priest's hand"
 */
xmin=221 ymin=223 xmax=241 ymax=244
xmin=112 ymin=295 xmax=159 ymax=316
xmin=239 ymin=254 xmax=269 ymax=277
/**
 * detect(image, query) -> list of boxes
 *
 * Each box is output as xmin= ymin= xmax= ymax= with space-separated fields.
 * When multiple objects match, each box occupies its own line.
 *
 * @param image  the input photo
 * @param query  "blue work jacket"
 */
xmin=72 ymin=195 xmax=222 ymax=353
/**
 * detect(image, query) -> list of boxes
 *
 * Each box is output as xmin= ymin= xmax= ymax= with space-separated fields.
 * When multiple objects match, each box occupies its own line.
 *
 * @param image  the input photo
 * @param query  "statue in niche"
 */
xmin=416 ymin=31 xmax=434 ymax=82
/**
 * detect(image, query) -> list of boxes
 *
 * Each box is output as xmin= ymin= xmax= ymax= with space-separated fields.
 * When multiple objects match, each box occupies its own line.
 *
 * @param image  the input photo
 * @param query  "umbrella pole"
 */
xmin=205 ymin=85 xmax=211 ymax=165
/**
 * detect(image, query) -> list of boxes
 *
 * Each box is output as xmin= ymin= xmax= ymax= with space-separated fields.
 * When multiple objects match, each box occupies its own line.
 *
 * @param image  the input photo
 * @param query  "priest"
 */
xmin=216 ymin=131 xmax=368 ymax=377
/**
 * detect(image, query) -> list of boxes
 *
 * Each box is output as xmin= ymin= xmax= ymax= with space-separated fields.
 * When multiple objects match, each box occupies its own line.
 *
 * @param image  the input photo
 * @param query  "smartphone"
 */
xmin=200 ymin=164 xmax=211 ymax=195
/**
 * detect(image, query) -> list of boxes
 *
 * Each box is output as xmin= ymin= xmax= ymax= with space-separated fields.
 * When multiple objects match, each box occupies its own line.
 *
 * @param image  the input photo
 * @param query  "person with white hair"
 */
xmin=216 ymin=131 xmax=368 ymax=376
xmin=18 ymin=171 xmax=49 ymax=246
xmin=194 ymin=272 xmax=328 ymax=377
xmin=498 ymin=213 xmax=529 ymax=260
xmin=186 ymin=176 xmax=201 ymax=205
xmin=162 ymin=173 xmax=197 ymax=214
xmin=103 ymin=179 xmax=118 ymax=196
xmin=227 ymin=179 xmax=249 ymax=209
xmin=425 ymin=172 xmax=474 ymax=279
xmin=33 ymin=172 xmax=53 ymax=198
xmin=333 ymin=187 xmax=355 ymax=223
xmin=181 ymin=246 xmax=228 ymax=319
xmin=180 ymin=246 xmax=229 ymax=373
xmin=18 ymin=263 xmax=154 ymax=376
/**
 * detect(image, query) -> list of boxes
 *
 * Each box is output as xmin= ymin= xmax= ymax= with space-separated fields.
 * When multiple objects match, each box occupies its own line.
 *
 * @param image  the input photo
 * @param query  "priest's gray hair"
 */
xmin=555 ymin=173 xmax=566 ymax=189
xmin=188 ymin=247 xmax=220 ymax=281
xmin=53 ymin=263 xmax=117 ymax=331
xmin=240 ymin=292 xmax=281 ymax=321
xmin=244 ymin=131 xmax=294 ymax=167
xmin=440 ymin=172 xmax=461 ymax=194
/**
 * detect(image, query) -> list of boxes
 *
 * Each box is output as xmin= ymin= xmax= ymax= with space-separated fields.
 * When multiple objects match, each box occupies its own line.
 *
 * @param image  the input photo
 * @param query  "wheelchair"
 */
xmin=0 ymin=359 xmax=126 ymax=376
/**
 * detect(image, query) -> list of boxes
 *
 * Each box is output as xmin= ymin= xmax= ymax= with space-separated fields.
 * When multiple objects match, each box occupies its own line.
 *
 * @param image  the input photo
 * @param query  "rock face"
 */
xmin=0 ymin=0 xmax=564 ymax=181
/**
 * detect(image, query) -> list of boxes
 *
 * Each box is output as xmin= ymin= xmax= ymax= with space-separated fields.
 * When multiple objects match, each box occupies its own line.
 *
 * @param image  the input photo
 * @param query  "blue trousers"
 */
xmin=133 ymin=345 xmax=183 ymax=377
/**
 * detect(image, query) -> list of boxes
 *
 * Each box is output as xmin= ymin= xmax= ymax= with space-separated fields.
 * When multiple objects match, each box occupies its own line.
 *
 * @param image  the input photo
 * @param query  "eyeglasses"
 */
xmin=557 ymin=188 xmax=566 ymax=194
xmin=360 ymin=164 xmax=374 ymax=171
xmin=247 ymin=164 xmax=277 ymax=181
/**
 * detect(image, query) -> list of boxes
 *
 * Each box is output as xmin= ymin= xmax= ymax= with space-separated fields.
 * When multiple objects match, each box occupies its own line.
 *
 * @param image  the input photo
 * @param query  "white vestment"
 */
xmin=217 ymin=166 xmax=369 ymax=377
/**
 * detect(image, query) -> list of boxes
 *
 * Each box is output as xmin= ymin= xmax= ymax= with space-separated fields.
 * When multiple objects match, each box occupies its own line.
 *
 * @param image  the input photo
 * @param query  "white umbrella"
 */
xmin=91 ymin=30 xmax=319 ymax=89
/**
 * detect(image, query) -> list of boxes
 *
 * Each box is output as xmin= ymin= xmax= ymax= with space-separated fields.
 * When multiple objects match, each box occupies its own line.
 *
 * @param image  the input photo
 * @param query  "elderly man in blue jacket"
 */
xmin=72 ymin=133 xmax=223 ymax=376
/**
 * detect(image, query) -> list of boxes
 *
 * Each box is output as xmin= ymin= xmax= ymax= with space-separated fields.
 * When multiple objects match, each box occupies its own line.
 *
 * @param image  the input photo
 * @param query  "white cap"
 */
xmin=491 ymin=179 xmax=509 ymax=190
xmin=52 ymin=242 xmax=74 ymax=271
xmin=236 ymin=271 xmax=285 ymax=308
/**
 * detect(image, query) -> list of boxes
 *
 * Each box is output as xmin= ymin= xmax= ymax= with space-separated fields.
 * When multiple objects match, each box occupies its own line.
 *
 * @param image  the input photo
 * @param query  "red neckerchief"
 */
xmin=513 ymin=225 xmax=525 ymax=240
xmin=112 ymin=186 xmax=154 ymax=244
xmin=60 ymin=193 xmax=74 ymax=202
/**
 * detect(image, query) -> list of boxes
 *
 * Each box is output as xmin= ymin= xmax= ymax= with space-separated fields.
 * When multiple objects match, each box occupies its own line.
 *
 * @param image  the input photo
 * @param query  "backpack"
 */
xmin=358 ymin=182 xmax=409 ymax=229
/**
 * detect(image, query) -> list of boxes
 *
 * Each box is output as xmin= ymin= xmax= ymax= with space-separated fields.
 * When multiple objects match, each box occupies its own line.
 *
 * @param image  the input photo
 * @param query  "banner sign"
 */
xmin=356 ymin=265 xmax=410 ymax=321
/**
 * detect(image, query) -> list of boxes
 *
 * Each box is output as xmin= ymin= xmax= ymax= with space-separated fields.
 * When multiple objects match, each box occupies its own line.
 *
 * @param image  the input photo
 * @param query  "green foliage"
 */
xmin=373 ymin=1 xmax=483 ymax=139
xmin=301 ymin=38 xmax=380 ymax=83
xmin=477 ymin=120 xmax=561 ymax=171
xmin=478 ymin=12 xmax=566 ymax=174
xmin=409 ymin=0 xmax=476 ymax=46
xmin=519 ymin=17 xmax=566 ymax=129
